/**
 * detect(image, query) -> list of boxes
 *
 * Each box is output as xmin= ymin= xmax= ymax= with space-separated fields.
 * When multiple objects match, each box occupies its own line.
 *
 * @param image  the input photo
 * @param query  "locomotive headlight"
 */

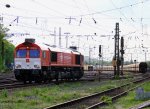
xmin=34 ymin=65 xmax=40 ymax=68
xmin=16 ymin=64 xmax=21 ymax=68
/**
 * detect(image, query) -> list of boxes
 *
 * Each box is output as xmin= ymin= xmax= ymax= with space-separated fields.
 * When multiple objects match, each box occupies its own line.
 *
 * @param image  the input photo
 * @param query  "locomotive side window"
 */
xmin=75 ymin=55 xmax=80 ymax=65
xmin=42 ymin=51 xmax=46 ymax=58
xmin=51 ymin=52 xmax=57 ymax=62
xmin=16 ymin=49 xmax=27 ymax=58
xmin=29 ymin=49 xmax=40 ymax=58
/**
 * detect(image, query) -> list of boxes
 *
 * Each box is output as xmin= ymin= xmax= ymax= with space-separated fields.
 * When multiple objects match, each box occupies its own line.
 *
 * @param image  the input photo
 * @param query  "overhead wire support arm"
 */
xmin=65 ymin=16 xmax=76 ymax=24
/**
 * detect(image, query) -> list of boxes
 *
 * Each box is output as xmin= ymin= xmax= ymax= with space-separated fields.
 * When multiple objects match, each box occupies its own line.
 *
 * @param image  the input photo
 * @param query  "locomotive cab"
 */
xmin=14 ymin=39 xmax=42 ymax=83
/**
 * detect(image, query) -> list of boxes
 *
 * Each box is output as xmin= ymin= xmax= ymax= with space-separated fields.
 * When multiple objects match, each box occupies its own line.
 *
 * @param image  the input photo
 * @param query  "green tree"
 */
xmin=4 ymin=41 xmax=15 ymax=67
xmin=0 ymin=24 xmax=9 ymax=42
xmin=0 ymin=24 xmax=14 ymax=71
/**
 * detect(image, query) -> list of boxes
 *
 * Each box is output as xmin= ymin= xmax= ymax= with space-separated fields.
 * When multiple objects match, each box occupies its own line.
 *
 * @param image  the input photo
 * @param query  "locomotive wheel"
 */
xmin=29 ymin=80 xmax=32 ymax=84
xmin=37 ymin=79 xmax=42 ymax=83
xmin=29 ymin=73 xmax=32 ymax=84
xmin=55 ymin=72 xmax=59 ymax=82
xmin=22 ymin=74 xmax=28 ymax=84
xmin=43 ymin=79 xmax=47 ymax=83
xmin=35 ymin=76 xmax=42 ymax=83
xmin=23 ymin=80 xmax=27 ymax=84
xmin=70 ymin=71 xmax=75 ymax=81
xmin=48 ymin=79 xmax=52 ymax=83
xmin=35 ymin=80 xmax=42 ymax=83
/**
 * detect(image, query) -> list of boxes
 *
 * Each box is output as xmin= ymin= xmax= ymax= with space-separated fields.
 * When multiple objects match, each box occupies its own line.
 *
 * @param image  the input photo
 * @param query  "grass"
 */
xmin=0 ymin=79 xmax=133 ymax=109
xmin=0 ymin=89 xmax=8 ymax=98
xmin=99 ymin=81 xmax=150 ymax=109
xmin=100 ymin=95 xmax=112 ymax=104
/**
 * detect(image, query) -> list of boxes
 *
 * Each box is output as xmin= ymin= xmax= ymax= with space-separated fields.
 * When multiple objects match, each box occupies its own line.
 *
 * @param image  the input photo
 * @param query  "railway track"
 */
xmin=0 ymin=82 xmax=47 ymax=90
xmin=83 ymin=71 xmax=149 ymax=81
xmin=129 ymin=100 xmax=150 ymax=109
xmin=43 ymin=75 xmax=150 ymax=109
xmin=0 ymin=78 xmax=99 ymax=90
xmin=0 ymin=72 xmax=17 ymax=84
xmin=0 ymin=71 xmax=147 ymax=84
xmin=0 ymin=72 xmax=148 ymax=90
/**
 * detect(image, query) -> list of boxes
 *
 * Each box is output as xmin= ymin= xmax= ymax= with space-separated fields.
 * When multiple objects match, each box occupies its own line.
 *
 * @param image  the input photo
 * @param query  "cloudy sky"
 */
xmin=0 ymin=0 xmax=150 ymax=62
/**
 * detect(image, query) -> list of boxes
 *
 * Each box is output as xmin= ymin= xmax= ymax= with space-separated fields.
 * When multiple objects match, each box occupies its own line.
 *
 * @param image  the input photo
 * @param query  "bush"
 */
xmin=100 ymin=95 xmax=112 ymax=104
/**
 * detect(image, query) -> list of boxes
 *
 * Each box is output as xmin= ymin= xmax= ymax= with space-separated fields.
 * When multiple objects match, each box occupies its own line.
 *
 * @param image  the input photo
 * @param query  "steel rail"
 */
xmin=43 ymin=76 xmax=150 ymax=109
xmin=0 ymin=78 xmax=99 ymax=90
xmin=86 ymin=80 xmax=149 ymax=109
xmin=0 ymin=83 xmax=44 ymax=90
xmin=129 ymin=100 xmax=150 ymax=109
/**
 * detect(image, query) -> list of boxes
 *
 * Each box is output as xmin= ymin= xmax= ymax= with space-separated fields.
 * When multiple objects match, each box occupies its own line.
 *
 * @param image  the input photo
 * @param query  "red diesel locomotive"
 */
xmin=14 ymin=39 xmax=84 ymax=83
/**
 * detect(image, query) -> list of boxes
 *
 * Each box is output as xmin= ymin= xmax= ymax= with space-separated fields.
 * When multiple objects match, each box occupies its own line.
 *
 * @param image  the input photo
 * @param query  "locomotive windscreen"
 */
xmin=29 ymin=49 xmax=40 ymax=58
xmin=16 ymin=49 xmax=27 ymax=58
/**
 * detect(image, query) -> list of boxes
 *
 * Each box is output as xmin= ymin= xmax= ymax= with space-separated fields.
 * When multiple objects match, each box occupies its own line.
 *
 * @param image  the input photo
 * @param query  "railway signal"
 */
xmin=120 ymin=37 xmax=124 ymax=75
xmin=121 ymin=37 xmax=124 ymax=48
xmin=98 ymin=45 xmax=102 ymax=81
